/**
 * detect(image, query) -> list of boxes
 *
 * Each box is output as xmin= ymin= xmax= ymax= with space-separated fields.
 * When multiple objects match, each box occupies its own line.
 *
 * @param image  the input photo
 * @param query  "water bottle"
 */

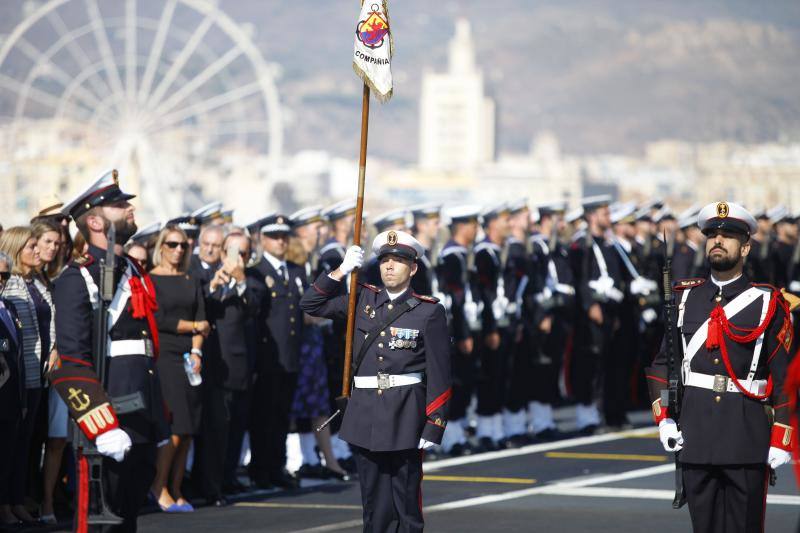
xmin=183 ymin=353 xmax=202 ymax=386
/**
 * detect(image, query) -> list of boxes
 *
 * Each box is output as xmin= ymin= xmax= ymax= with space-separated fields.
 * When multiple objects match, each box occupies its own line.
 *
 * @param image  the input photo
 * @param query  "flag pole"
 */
xmin=342 ymin=83 xmax=370 ymax=397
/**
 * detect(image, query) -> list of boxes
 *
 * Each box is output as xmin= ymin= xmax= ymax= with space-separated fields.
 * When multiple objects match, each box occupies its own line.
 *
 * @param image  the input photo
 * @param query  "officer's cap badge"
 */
xmin=387 ymin=231 xmax=398 ymax=246
xmin=716 ymin=202 xmax=729 ymax=218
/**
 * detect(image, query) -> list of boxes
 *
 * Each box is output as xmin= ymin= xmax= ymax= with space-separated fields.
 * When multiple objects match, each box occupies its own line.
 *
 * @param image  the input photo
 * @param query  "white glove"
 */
xmin=418 ymin=438 xmax=436 ymax=450
xmin=641 ymin=308 xmax=658 ymax=324
xmin=658 ymin=419 xmax=684 ymax=452
xmin=767 ymin=447 xmax=792 ymax=469
xmin=630 ymin=276 xmax=657 ymax=296
xmin=96 ymin=428 xmax=132 ymax=462
xmin=339 ymin=245 xmax=364 ymax=276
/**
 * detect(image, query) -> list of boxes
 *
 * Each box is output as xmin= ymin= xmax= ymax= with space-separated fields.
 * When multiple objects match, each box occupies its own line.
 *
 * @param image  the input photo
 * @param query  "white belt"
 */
xmin=354 ymin=372 xmax=423 ymax=390
xmin=684 ymin=372 xmax=767 ymax=396
xmin=108 ymin=339 xmax=154 ymax=358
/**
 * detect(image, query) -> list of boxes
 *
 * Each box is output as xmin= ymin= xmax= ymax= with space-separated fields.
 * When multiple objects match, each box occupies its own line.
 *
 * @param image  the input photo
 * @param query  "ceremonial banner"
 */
xmin=353 ymin=1 xmax=393 ymax=102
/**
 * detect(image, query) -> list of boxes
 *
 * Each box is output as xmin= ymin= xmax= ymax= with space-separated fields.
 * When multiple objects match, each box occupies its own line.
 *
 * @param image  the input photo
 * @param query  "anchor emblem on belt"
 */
xmin=68 ymin=387 xmax=91 ymax=412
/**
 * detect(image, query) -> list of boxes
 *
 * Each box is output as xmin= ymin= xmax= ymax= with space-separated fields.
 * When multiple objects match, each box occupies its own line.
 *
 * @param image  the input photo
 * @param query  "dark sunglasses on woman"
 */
xmin=164 ymin=241 xmax=188 ymax=249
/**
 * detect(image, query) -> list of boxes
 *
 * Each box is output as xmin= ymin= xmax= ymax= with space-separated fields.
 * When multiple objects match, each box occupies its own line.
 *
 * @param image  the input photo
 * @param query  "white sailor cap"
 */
xmin=373 ymin=209 xmax=411 ymax=232
xmin=166 ymin=214 xmax=200 ymax=236
xmin=321 ymin=199 xmax=357 ymax=221
xmin=610 ymin=202 xmax=637 ymax=225
xmin=536 ymin=201 xmax=567 ymax=217
xmin=130 ymin=221 xmax=162 ymax=243
xmin=62 ymin=169 xmax=135 ymax=219
xmin=581 ymin=194 xmax=612 ymax=212
xmin=767 ymin=205 xmax=793 ymax=224
xmin=290 ymin=206 xmax=324 ymax=227
xmin=565 ymin=208 xmax=583 ymax=224
xmin=480 ymin=202 xmax=510 ymax=225
xmin=507 ymin=198 xmax=529 ymax=214
xmin=371 ymin=230 xmax=424 ymax=261
xmin=191 ymin=201 xmax=224 ymax=225
xmin=259 ymin=214 xmax=291 ymax=235
xmin=443 ymin=205 xmax=481 ymax=225
xmin=635 ymin=207 xmax=653 ymax=222
xmin=410 ymin=203 xmax=441 ymax=220
xmin=653 ymin=207 xmax=675 ymax=223
xmin=678 ymin=205 xmax=702 ymax=230
xmin=697 ymin=201 xmax=757 ymax=236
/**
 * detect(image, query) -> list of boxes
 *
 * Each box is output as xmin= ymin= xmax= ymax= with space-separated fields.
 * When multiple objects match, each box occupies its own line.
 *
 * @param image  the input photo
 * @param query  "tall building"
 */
xmin=418 ymin=19 xmax=495 ymax=172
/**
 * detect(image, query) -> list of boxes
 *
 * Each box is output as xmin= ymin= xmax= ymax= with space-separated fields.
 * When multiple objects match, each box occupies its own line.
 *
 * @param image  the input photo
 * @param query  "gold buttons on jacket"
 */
xmin=377 ymin=390 xmax=383 ymax=396
xmin=715 ymin=396 xmax=721 ymax=403
xmin=290 ymin=317 xmax=295 ymax=323
xmin=141 ymin=330 xmax=148 ymax=337
xmin=378 ymin=356 xmax=384 ymax=362
xmin=378 ymin=343 xmax=384 ymax=349
xmin=714 ymin=358 xmax=719 ymax=365
xmin=387 ymin=304 xmax=393 ymax=310
xmin=380 ymin=331 xmax=386 ymax=337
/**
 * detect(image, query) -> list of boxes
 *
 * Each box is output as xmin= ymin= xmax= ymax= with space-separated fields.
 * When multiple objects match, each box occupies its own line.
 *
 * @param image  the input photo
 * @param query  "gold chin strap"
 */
xmin=780 ymin=288 xmax=800 ymax=311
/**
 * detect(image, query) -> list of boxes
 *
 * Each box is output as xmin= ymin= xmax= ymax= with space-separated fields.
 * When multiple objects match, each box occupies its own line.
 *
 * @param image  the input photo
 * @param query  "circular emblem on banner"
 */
xmin=356 ymin=4 xmax=390 ymax=49
xmin=716 ymin=202 xmax=729 ymax=218
xmin=387 ymin=231 xmax=398 ymax=246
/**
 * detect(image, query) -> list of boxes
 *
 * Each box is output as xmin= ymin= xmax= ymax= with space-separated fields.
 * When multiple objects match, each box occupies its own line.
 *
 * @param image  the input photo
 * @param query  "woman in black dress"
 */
xmin=149 ymin=226 xmax=208 ymax=512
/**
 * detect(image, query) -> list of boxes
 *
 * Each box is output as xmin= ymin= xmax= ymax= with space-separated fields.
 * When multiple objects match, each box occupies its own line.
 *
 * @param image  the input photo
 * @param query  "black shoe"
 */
xmin=222 ymin=479 xmax=248 ymax=495
xmin=270 ymin=471 xmax=299 ymax=490
xmin=504 ymin=434 xmax=529 ymax=449
xmin=474 ymin=437 xmax=497 ymax=453
xmin=448 ymin=443 xmax=467 ymax=457
xmin=296 ymin=463 xmax=327 ymax=479
xmin=532 ymin=428 xmax=563 ymax=442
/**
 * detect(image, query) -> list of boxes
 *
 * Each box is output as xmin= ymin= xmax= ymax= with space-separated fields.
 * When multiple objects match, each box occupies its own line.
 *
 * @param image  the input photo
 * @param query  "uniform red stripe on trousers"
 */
xmin=426 ymin=388 xmax=452 ymax=416
xmin=77 ymin=454 xmax=89 ymax=533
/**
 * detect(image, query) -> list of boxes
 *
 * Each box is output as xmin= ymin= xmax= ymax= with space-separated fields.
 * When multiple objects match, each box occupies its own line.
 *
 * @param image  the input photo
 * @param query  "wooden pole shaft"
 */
xmin=341 ymin=83 xmax=370 ymax=397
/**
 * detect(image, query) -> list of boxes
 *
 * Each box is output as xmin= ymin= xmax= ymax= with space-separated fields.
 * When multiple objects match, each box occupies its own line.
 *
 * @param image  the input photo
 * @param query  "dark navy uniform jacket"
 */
xmin=248 ymin=256 xmax=305 ymax=373
xmin=647 ymin=275 xmax=792 ymax=464
xmin=436 ymin=239 xmax=474 ymax=342
xmin=526 ymin=234 xmax=576 ymax=330
xmin=50 ymin=244 xmax=168 ymax=444
xmin=568 ymin=233 xmax=625 ymax=313
xmin=301 ymin=273 xmax=452 ymax=451
xmin=474 ymin=238 xmax=506 ymax=334
xmin=0 ymin=299 xmax=25 ymax=420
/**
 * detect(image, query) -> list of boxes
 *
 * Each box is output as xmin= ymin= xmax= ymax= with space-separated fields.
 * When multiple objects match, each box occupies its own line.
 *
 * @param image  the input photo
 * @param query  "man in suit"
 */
xmin=647 ymin=201 xmax=793 ymax=533
xmin=191 ymin=226 xmax=258 ymax=504
xmin=248 ymin=215 xmax=305 ymax=489
xmin=301 ymin=230 xmax=451 ymax=532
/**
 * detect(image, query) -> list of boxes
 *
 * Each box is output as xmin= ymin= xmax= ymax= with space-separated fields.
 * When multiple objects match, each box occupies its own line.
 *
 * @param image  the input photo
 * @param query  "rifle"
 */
xmin=73 ymin=224 xmax=123 ymax=531
xmin=661 ymin=231 xmax=687 ymax=509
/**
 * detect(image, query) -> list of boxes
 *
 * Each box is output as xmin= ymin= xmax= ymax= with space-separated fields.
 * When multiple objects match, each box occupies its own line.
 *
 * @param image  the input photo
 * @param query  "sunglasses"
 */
xmin=164 ymin=241 xmax=188 ymax=249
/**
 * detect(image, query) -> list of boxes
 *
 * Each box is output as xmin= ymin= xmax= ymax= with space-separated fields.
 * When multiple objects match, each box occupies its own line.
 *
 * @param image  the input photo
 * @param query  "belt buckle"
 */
xmin=713 ymin=374 xmax=727 ymax=393
xmin=377 ymin=372 xmax=390 ymax=390
xmin=144 ymin=339 xmax=154 ymax=358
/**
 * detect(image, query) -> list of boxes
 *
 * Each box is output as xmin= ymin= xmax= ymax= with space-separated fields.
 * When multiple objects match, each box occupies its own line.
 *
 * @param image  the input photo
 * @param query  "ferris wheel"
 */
xmin=0 ymin=0 xmax=283 ymax=222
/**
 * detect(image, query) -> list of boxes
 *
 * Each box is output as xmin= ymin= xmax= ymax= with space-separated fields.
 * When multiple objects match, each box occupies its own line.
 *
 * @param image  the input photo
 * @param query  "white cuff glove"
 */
xmin=96 ymin=428 xmax=132 ymax=462
xmin=418 ymin=438 xmax=436 ymax=450
xmin=339 ymin=245 xmax=364 ymax=276
xmin=658 ymin=419 xmax=683 ymax=452
xmin=767 ymin=447 xmax=792 ymax=469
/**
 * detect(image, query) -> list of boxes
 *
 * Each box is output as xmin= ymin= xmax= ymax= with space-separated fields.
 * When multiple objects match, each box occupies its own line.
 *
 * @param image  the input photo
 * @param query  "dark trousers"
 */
xmin=0 ymin=415 xmax=21 ymax=504
xmin=223 ymin=389 xmax=251 ymax=487
xmin=101 ymin=442 xmax=157 ymax=533
xmin=195 ymin=384 xmax=234 ymax=498
xmin=683 ymin=463 xmax=768 ymax=533
xmin=530 ymin=322 xmax=571 ymax=405
xmin=570 ymin=311 xmax=614 ymax=405
xmin=604 ymin=303 xmax=637 ymax=426
xmin=448 ymin=345 xmax=476 ymax=421
xmin=475 ymin=330 xmax=509 ymax=416
xmin=505 ymin=331 xmax=532 ymax=414
xmin=352 ymin=446 xmax=424 ymax=533
xmin=249 ymin=364 xmax=298 ymax=481
xmin=8 ymin=387 xmax=42 ymax=505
